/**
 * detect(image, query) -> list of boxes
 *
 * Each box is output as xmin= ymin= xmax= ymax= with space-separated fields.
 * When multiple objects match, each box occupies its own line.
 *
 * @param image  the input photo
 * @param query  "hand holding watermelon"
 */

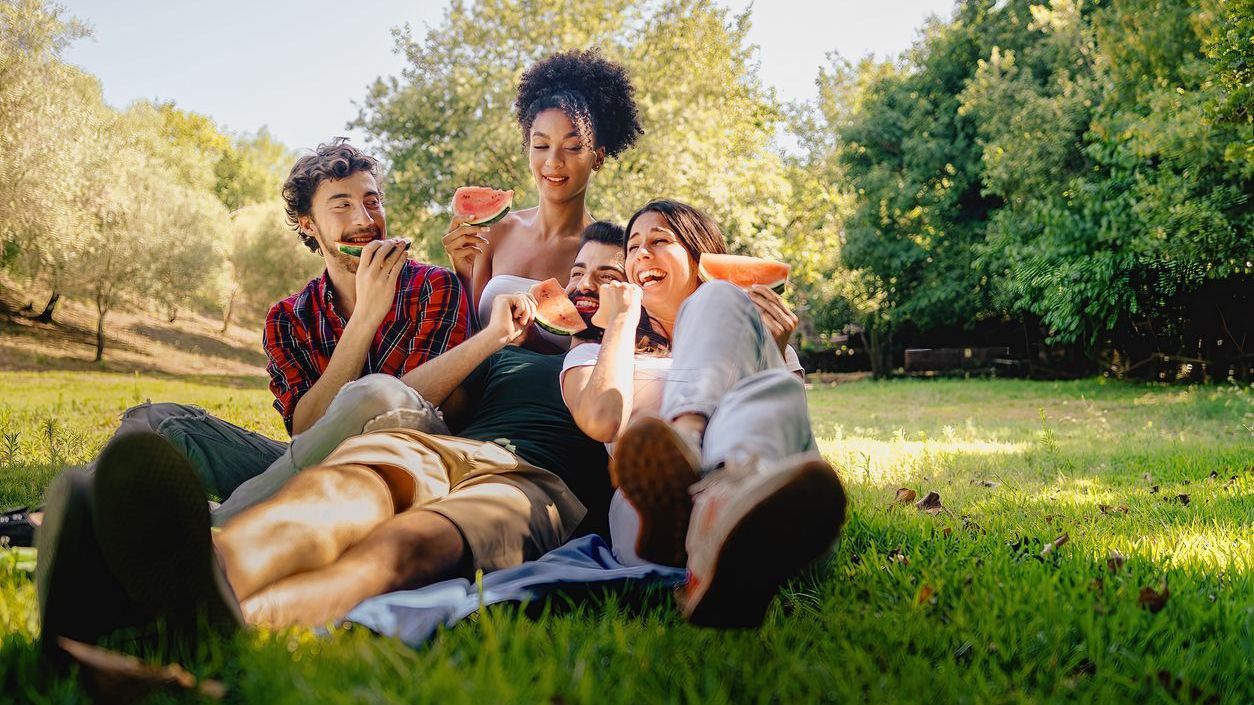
xmin=590 ymin=281 xmax=642 ymax=331
xmin=444 ymin=187 xmax=514 ymax=280
xmin=745 ymin=285 xmax=799 ymax=355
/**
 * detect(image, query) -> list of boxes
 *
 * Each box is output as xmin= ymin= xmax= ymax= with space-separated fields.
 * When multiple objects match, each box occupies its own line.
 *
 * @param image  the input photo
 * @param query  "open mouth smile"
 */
xmin=572 ymin=296 xmax=599 ymax=314
xmin=636 ymin=268 xmax=667 ymax=289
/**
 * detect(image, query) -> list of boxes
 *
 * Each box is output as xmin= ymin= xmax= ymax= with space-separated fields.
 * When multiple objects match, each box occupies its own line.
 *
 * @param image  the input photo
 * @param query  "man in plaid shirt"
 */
xmin=84 ymin=140 xmax=470 ymax=520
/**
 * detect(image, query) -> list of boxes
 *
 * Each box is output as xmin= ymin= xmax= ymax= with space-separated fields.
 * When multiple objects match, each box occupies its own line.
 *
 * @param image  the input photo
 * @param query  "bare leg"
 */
xmin=239 ymin=510 xmax=470 ymax=627
xmin=214 ymin=463 xmax=395 ymax=601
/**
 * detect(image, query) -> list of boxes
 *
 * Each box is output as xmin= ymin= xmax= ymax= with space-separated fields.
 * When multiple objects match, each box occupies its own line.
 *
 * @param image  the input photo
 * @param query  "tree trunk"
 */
xmin=862 ymin=323 xmax=894 ymax=379
xmin=221 ymin=285 xmax=238 ymax=333
xmin=34 ymin=290 xmax=60 ymax=323
xmin=94 ymin=293 xmax=108 ymax=362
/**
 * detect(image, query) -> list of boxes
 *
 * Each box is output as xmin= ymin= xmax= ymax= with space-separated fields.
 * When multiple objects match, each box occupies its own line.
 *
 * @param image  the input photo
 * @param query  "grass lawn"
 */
xmin=1 ymin=372 xmax=1251 ymax=703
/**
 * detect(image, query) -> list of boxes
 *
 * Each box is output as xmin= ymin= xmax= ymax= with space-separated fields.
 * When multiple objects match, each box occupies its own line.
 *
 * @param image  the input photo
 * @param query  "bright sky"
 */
xmin=57 ymin=0 xmax=954 ymax=151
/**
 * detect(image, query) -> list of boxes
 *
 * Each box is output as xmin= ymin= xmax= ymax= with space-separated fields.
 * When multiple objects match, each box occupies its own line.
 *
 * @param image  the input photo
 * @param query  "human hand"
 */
xmin=354 ymin=238 xmax=409 ymax=326
xmin=590 ymin=281 xmax=642 ymax=330
xmin=486 ymin=293 xmax=536 ymax=347
xmin=747 ymin=285 xmax=798 ymax=354
xmin=442 ymin=213 xmax=490 ymax=280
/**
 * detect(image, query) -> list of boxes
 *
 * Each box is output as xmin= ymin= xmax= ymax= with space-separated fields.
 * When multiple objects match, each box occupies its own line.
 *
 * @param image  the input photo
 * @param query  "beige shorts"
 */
xmin=321 ymin=428 xmax=585 ymax=572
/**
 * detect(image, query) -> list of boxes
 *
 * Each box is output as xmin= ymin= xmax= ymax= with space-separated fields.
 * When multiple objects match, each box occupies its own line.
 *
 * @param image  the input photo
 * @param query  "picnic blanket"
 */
xmin=344 ymin=534 xmax=687 ymax=647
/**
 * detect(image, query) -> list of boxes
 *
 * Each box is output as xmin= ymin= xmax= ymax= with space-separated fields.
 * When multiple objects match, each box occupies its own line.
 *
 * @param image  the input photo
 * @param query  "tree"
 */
xmin=222 ymin=201 xmax=323 ymax=331
xmin=0 ymin=0 xmax=97 ymax=320
xmin=353 ymin=0 xmax=791 ymax=262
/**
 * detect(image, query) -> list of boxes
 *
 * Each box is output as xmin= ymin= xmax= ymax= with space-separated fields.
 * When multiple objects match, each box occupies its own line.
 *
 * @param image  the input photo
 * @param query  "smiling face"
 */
xmin=298 ymin=170 xmax=387 ymax=274
xmin=528 ymin=108 xmax=603 ymax=204
xmin=566 ymin=240 xmax=627 ymax=333
xmin=626 ymin=210 xmax=702 ymax=314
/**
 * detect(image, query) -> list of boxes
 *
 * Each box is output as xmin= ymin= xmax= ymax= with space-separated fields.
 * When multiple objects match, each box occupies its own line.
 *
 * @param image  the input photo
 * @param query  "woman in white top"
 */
xmin=560 ymin=199 xmax=846 ymax=628
xmin=442 ymin=49 xmax=643 ymax=351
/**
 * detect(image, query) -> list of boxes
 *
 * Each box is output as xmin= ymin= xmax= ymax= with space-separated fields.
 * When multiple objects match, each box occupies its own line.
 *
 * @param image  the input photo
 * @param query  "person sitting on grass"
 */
xmin=560 ymin=199 xmax=848 ymax=628
xmin=1 ymin=139 xmax=471 ymax=544
xmin=35 ymin=228 xmax=629 ymax=654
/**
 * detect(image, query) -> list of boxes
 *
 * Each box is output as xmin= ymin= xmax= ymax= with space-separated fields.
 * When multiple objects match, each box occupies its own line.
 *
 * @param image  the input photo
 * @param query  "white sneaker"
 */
xmin=677 ymin=453 xmax=847 ymax=628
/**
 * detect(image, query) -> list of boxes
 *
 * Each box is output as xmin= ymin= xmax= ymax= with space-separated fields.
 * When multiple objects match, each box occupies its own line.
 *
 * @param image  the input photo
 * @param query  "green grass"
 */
xmin=1 ymin=373 xmax=1251 ymax=704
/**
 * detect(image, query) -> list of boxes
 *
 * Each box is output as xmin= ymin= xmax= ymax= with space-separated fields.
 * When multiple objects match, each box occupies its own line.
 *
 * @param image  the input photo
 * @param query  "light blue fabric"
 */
xmin=344 ymin=535 xmax=686 ymax=647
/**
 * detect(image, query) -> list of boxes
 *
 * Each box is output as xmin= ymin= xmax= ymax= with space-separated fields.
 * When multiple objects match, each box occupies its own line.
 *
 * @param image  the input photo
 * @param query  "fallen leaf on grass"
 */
xmin=887 ymin=547 xmax=910 ymax=566
xmin=892 ymin=488 xmax=917 ymax=505
xmin=942 ymin=526 xmax=953 ymax=538
xmin=1150 ymin=485 xmax=1160 ymax=494
xmin=1138 ymin=582 xmax=1170 ymax=613
xmin=1167 ymin=494 xmax=1190 ymax=506
xmin=916 ymin=491 xmax=945 ymax=514
xmin=1098 ymin=504 xmax=1129 ymax=515
xmin=1040 ymin=532 xmax=1069 ymax=558
xmin=974 ymin=479 xmax=1000 ymax=488
xmin=917 ymin=584 xmax=936 ymax=605
xmin=1107 ymin=549 xmax=1126 ymax=573
xmin=58 ymin=638 xmax=226 ymax=704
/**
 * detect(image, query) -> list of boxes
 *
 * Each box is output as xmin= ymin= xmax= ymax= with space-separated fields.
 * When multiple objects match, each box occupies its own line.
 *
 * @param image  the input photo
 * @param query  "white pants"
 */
xmin=611 ymin=281 xmax=817 ymax=564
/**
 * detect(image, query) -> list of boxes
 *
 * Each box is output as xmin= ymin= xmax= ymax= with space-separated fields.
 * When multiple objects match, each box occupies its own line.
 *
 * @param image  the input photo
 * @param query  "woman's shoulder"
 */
xmin=494 ymin=206 xmax=539 ymax=235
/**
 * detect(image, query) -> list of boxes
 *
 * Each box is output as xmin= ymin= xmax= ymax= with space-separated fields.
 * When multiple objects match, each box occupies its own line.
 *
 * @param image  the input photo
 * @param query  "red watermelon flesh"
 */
xmin=529 ymin=278 xmax=587 ymax=336
xmin=453 ymin=186 xmax=514 ymax=226
xmin=698 ymin=253 xmax=790 ymax=293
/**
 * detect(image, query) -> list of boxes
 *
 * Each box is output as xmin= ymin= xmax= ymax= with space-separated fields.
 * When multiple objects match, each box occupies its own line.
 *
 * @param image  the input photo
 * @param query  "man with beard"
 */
xmin=5 ymin=140 xmax=472 ymax=549
xmin=37 ymin=224 xmax=630 ymax=645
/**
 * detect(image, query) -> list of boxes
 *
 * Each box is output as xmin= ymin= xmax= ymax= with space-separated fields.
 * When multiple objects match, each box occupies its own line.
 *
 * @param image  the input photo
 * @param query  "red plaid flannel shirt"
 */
xmin=263 ymin=261 xmax=470 ymax=434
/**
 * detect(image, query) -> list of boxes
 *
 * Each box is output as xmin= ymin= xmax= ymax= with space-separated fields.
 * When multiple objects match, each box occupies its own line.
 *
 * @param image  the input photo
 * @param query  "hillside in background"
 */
xmin=0 ymin=279 xmax=266 ymax=376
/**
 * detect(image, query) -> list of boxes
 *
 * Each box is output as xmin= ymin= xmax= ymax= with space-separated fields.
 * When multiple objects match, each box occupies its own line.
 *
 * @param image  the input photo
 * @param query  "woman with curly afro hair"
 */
xmin=443 ymin=48 xmax=643 ymax=350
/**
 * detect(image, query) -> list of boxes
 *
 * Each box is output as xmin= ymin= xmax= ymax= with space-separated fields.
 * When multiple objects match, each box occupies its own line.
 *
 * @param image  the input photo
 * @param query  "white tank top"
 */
xmin=476 ymin=274 xmax=570 ymax=349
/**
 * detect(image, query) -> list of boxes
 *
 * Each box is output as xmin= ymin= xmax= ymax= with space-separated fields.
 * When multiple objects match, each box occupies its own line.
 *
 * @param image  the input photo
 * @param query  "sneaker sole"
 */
xmin=36 ymin=470 xmax=146 ymax=663
xmin=92 ymin=432 xmax=242 ymax=639
xmin=612 ymin=417 xmax=701 ymax=567
xmin=680 ymin=459 xmax=847 ymax=628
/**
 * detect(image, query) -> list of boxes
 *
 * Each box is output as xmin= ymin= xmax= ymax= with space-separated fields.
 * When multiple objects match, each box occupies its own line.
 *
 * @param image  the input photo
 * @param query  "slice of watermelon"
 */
xmin=453 ymin=186 xmax=514 ymax=226
xmin=528 ymin=278 xmax=587 ymax=336
xmin=336 ymin=239 xmax=409 ymax=257
xmin=697 ymin=253 xmax=790 ymax=294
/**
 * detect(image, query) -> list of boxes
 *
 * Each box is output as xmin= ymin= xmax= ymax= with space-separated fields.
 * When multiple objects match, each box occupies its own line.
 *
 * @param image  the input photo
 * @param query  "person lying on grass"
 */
xmin=35 ymin=240 xmax=630 ymax=654
xmin=560 ymin=199 xmax=848 ymax=628
xmin=1 ymin=140 xmax=472 ymax=545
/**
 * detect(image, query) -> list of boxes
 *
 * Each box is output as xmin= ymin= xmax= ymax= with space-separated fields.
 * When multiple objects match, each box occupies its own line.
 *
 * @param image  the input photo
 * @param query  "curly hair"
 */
xmin=514 ymin=49 xmax=643 ymax=158
xmin=282 ymin=138 xmax=380 ymax=254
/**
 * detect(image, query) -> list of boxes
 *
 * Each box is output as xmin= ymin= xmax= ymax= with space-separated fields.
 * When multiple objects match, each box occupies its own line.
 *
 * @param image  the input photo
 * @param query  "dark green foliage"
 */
xmin=794 ymin=0 xmax=1252 ymax=374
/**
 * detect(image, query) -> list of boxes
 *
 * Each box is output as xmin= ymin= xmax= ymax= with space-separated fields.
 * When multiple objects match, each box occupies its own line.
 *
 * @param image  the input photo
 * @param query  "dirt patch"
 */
xmin=0 ymin=280 xmax=266 ymax=376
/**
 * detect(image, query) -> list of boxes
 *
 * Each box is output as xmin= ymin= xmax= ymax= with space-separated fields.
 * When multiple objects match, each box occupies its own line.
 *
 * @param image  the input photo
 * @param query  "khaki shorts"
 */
xmin=321 ymin=428 xmax=585 ymax=572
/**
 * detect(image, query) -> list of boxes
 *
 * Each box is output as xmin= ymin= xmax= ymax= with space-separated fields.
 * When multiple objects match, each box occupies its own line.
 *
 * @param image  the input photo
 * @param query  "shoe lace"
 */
xmin=689 ymin=451 xmax=762 ymax=496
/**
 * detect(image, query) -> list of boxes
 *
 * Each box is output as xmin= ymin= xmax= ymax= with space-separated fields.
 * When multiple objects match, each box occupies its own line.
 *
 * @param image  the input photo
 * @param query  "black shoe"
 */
xmin=1 ymin=504 xmax=38 ymax=548
xmin=92 ymin=432 xmax=242 ymax=643
xmin=35 ymin=470 xmax=150 ymax=665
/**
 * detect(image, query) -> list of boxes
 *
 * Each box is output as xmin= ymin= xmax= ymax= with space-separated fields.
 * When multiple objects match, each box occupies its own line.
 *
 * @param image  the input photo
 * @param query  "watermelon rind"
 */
xmin=468 ymin=204 xmax=511 ymax=226
xmin=534 ymin=315 xmax=581 ymax=336
xmin=336 ymin=240 xmax=410 ymax=258
xmin=697 ymin=261 xmax=788 ymax=294
xmin=527 ymin=278 xmax=587 ymax=336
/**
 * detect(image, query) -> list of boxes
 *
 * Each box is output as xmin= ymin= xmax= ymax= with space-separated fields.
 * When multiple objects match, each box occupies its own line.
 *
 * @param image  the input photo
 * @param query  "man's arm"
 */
xmin=400 ymin=292 xmax=535 ymax=406
xmin=290 ymin=240 xmax=408 ymax=435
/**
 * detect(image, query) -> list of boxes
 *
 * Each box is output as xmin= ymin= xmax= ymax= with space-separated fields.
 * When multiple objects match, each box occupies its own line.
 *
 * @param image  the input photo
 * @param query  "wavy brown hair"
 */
xmin=282 ymin=138 xmax=380 ymax=254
